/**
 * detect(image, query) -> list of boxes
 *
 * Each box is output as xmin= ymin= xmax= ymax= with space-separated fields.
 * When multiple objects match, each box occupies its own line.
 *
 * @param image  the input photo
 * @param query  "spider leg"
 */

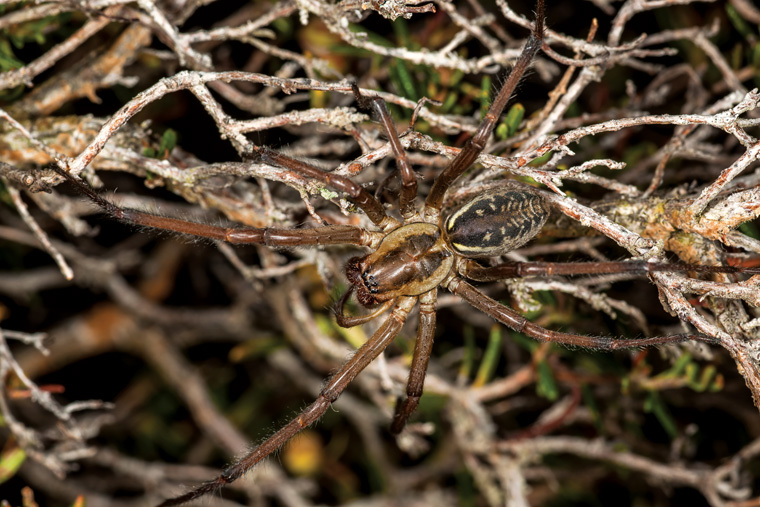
xmin=460 ymin=259 xmax=760 ymax=282
xmin=55 ymin=167 xmax=377 ymax=247
xmin=391 ymin=289 xmax=436 ymax=434
xmin=247 ymin=144 xmax=398 ymax=230
xmin=424 ymin=0 xmax=545 ymax=217
xmin=351 ymin=83 xmax=418 ymax=219
xmin=157 ymin=296 xmax=417 ymax=507
xmin=445 ymin=277 xmax=720 ymax=349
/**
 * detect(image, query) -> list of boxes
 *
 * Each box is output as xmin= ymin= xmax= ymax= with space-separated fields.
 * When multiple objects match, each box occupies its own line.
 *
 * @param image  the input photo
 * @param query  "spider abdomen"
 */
xmin=444 ymin=186 xmax=548 ymax=258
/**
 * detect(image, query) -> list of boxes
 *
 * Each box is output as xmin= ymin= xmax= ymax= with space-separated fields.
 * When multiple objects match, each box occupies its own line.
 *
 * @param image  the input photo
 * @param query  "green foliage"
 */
xmin=496 ymin=103 xmax=525 ymax=140
xmin=528 ymin=149 xmax=552 ymax=166
xmin=390 ymin=58 xmax=418 ymax=101
xmin=438 ymin=69 xmax=464 ymax=114
xmin=458 ymin=325 xmax=476 ymax=382
xmin=1 ymin=1 xmax=756 ymax=505
xmin=739 ymin=220 xmax=760 ymax=240
xmin=0 ymin=38 xmax=23 ymax=71
xmin=644 ymin=391 xmax=678 ymax=439
xmin=0 ymin=179 xmax=12 ymax=207
xmin=228 ymin=335 xmax=284 ymax=362
xmin=535 ymin=359 xmax=559 ymax=401
xmin=159 ymin=128 xmax=178 ymax=156
xmin=725 ymin=4 xmax=754 ymax=39
xmin=617 ymin=353 xmax=727 ymax=438
xmin=455 ymin=467 xmax=477 ymax=507
xmin=648 ymin=353 xmax=724 ymax=393
xmin=0 ymin=442 xmax=25 ymax=484
xmin=0 ymin=9 xmax=69 ymax=101
xmin=143 ymin=128 xmax=178 ymax=159
xmin=472 ymin=325 xmax=502 ymax=387
xmin=479 ymin=75 xmax=492 ymax=120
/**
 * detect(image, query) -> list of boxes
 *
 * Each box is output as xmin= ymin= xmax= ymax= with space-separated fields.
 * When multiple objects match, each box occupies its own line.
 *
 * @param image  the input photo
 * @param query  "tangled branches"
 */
xmin=1 ymin=0 xmax=759 ymax=506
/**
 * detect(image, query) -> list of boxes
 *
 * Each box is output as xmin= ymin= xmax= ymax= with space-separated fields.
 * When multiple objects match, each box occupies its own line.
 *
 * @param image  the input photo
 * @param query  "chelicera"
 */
xmin=53 ymin=0 xmax=755 ymax=504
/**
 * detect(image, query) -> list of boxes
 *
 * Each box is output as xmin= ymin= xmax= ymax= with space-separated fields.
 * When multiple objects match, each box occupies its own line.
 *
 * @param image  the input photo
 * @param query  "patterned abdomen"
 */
xmin=444 ymin=186 xmax=548 ymax=258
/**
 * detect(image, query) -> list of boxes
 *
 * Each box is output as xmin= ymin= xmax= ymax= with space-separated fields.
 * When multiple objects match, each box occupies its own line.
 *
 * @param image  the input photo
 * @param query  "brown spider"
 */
xmin=52 ymin=1 xmax=756 ymax=504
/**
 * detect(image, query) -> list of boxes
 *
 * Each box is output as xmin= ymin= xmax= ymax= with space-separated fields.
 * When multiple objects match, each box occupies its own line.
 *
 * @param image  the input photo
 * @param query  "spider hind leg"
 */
xmin=158 ymin=297 xmax=417 ymax=506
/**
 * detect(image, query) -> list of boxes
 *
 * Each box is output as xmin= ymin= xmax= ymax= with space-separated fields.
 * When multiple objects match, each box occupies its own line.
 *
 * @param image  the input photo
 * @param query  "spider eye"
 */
xmin=444 ymin=186 xmax=548 ymax=258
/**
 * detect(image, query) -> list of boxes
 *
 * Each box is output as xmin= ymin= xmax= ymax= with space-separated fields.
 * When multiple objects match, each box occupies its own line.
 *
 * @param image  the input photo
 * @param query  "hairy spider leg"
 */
xmin=156 ymin=297 xmax=417 ymax=507
xmin=53 ymin=167 xmax=376 ymax=247
xmin=247 ymin=144 xmax=399 ymax=230
xmin=424 ymin=0 xmax=545 ymax=217
xmin=446 ymin=277 xmax=720 ymax=349
xmin=460 ymin=259 xmax=760 ymax=281
xmin=351 ymin=83 xmax=418 ymax=220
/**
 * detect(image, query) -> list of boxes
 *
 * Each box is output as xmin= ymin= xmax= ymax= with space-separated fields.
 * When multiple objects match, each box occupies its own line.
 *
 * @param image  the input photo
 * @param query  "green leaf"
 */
xmin=455 ymin=468 xmax=476 ymax=506
xmin=392 ymin=17 xmax=411 ymax=47
xmin=643 ymin=391 xmax=677 ymax=439
xmin=528 ymin=149 xmax=552 ymax=166
xmin=347 ymin=24 xmax=394 ymax=47
xmin=726 ymin=4 xmax=753 ymax=38
xmin=159 ymin=128 xmax=177 ymax=157
xmin=390 ymin=59 xmax=418 ymax=101
xmin=458 ymin=325 xmax=476 ymax=382
xmin=502 ymin=103 xmax=525 ymax=139
xmin=692 ymin=365 xmax=722 ymax=393
xmin=657 ymin=352 xmax=692 ymax=379
xmin=472 ymin=325 xmax=502 ymax=387
xmin=536 ymin=360 xmax=558 ymax=401
xmin=752 ymin=43 xmax=760 ymax=71
xmin=228 ymin=335 xmax=283 ymax=362
xmin=739 ymin=220 xmax=760 ymax=240
xmin=271 ymin=17 xmax=293 ymax=38
xmin=496 ymin=122 xmax=508 ymax=140
xmin=0 ymin=39 xmax=23 ymax=71
xmin=0 ymin=444 xmax=25 ymax=484
xmin=440 ymin=89 xmax=459 ymax=114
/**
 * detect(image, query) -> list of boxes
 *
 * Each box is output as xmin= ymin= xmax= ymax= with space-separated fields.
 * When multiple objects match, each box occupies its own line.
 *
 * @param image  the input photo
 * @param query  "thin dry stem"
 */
xmin=0 ymin=1 xmax=758 ymax=505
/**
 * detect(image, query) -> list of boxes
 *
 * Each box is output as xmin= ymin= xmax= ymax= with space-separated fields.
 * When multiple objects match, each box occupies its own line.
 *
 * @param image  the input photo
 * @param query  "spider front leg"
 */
xmin=247 ymin=143 xmax=399 ymax=230
xmin=351 ymin=83 xmax=418 ymax=220
xmin=54 ymin=167 xmax=380 ymax=248
xmin=157 ymin=296 xmax=417 ymax=507
xmin=424 ymin=0 xmax=545 ymax=217
xmin=445 ymin=277 xmax=720 ymax=349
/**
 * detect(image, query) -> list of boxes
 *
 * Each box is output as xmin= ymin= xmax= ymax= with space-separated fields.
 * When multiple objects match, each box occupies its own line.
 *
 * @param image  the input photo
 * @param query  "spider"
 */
xmin=51 ymin=0 xmax=755 ymax=504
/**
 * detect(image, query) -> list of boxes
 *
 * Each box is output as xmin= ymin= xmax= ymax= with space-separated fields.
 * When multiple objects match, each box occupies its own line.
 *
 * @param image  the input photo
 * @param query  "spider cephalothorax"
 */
xmin=345 ymin=223 xmax=453 ymax=306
